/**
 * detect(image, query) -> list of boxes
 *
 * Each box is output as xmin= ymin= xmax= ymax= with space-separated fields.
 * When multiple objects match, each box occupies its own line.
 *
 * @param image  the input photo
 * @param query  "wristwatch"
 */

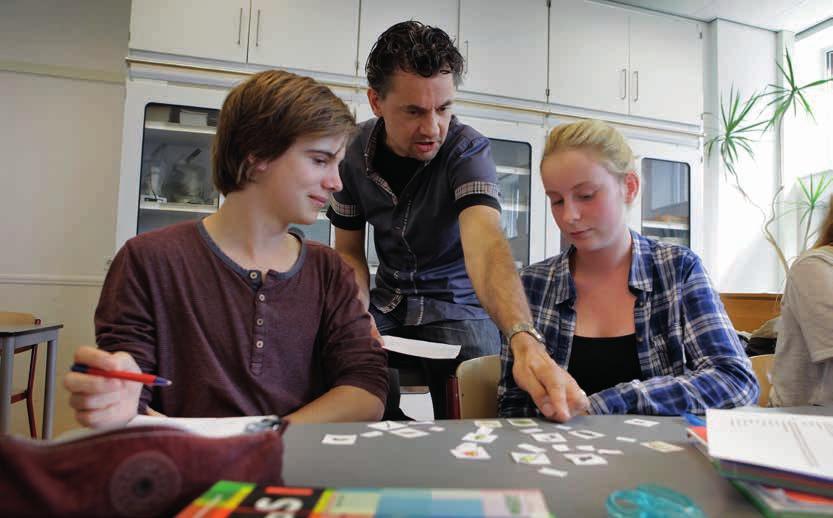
xmin=507 ymin=322 xmax=545 ymax=344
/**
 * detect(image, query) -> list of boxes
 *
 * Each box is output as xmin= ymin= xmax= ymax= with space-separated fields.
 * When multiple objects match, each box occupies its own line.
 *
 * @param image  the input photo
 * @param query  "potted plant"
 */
xmin=706 ymin=51 xmax=833 ymax=275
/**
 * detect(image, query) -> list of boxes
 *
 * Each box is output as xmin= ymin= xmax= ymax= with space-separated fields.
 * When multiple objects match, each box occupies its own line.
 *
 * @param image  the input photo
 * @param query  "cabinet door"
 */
xmin=629 ymin=12 xmax=703 ymax=124
xmin=628 ymin=138 xmax=703 ymax=254
xmin=137 ymin=104 xmax=221 ymax=236
xmin=455 ymin=115 xmax=548 ymax=266
xmin=549 ymin=0 xmax=629 ymax=115
xmin=459 ymin=0 xmax=548 ymax=102
xmin=129 ymin=0 xmax=249 ymax=63
xmin=248 ymin=0 xmax=359 ymax=76
xmin=639 ymin=157 xmax=691 ymax=247
xmin=358 ymin=0 xmax=459 ymax=81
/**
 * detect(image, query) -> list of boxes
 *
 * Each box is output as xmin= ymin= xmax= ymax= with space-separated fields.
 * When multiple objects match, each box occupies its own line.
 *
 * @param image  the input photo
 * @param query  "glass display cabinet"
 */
xmin=640 ymin=157 xmax=691 ymax=247
xmin=136 ymin=103 xmax=220 ymax=235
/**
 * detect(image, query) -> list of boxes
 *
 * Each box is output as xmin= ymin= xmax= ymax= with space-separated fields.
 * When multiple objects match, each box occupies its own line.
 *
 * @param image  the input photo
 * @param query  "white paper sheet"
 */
xmin=128 ymin=414 xmax=278 ymax=438
xmin=382 ymin=335 xmax=461 ymax=359
xmin=706 ymin=409 xmax=833 ymax=480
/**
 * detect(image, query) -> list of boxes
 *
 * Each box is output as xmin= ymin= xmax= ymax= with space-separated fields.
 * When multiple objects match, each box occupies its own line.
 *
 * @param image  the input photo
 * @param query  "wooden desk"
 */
xmin=0 ymin=322 xmax=63 ymax=438
xmin=720 ymin=293 xmax=781 ymax=332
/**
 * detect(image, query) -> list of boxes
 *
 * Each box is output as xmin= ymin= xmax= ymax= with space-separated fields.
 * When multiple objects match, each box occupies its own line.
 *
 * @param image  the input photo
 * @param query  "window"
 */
xmin=827 ymin=50 xmax=833 ymax=79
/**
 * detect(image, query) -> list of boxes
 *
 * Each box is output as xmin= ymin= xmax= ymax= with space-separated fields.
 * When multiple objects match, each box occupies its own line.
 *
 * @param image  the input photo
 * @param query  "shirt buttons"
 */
xmin=249 ymin=272 xmax=258 ymax=280
xmin=258 ymin=294 xmax=265 ymax=302
xmin=256 ymin=318 xmax=264 ymax=326
xmin=255 ymin=340 xmax=264 ymax=348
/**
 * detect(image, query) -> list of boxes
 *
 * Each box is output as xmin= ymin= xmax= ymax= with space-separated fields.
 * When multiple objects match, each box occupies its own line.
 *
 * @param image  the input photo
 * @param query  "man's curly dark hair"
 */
xmin=366 ymin=21 xmax=464 ymax=97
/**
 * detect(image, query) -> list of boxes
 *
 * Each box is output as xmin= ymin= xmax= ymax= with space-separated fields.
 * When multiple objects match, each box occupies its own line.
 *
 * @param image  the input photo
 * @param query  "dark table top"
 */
xmin=0 ymin=322 xmax=63 ymax=337
xmin=281 ymin=415 xmax=761 ymax=518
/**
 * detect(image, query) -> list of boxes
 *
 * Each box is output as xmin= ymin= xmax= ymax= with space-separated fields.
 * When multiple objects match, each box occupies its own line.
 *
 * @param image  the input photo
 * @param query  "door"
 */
xmin=129 ymin=0 xmax=249 ymax=63
xmin=549 ymin=0 xmax=629 ymax=115
xmin=248 ymin=0 xmax=359 ymax=76
xmin=629 ymin=11 xmax=703 ymax=124
xmin=358 ymin=0 xmax=459 ymax=80
xmin=628 ymin=137 xmax=702 ymax=254
xmin=458 ymin=0 xmax=548 ymax=102
xmin=118 ymin=82 xmax=230 ymax=248
xmin=136 ymin=103 xmax=220 ymax=236
xmin=454 ymin=114 xmax=548 ymax=268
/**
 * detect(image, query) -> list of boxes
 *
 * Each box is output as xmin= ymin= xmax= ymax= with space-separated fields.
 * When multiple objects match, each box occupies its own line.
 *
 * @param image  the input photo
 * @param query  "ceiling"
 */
xmin=609 ymin=0 xmax=833 ymax=34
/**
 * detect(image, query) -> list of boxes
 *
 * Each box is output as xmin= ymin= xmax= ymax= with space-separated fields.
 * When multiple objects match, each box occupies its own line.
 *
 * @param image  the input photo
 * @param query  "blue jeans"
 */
xmin=371 ymin=306 xmax=501 ymax=419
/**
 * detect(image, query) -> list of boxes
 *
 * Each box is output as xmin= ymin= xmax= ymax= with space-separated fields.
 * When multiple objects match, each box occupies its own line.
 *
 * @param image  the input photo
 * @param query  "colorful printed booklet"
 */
xmin=177 ymin=480 xmax=554 ymax=517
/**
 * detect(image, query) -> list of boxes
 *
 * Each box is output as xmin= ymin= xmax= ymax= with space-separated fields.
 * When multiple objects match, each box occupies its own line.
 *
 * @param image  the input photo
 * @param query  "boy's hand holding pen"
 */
xmin=63 ymin=346 xmax=162 ymax=429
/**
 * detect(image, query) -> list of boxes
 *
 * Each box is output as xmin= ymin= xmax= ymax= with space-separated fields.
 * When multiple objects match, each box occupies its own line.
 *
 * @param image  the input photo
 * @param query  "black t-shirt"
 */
xmin=373 ymin=138 xmax=422 ymax=198
xmin=567 ymin=334 xmax=643 ymax=395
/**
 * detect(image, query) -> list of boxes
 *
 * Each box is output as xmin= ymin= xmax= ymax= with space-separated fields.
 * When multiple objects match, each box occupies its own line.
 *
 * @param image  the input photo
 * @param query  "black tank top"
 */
xmin=567 ymin=334 xmax=643 ymax=395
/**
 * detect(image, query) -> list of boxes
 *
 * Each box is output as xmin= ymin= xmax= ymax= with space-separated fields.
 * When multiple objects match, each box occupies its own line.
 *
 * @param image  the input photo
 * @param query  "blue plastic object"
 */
xmin=606 ymin=484 xmax=707 ymax=518
xmin=682 ymin=413 xmax=706 ymax=427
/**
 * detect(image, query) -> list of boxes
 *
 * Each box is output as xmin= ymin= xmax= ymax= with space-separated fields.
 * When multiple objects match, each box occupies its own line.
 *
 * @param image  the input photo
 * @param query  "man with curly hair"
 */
xmin=327 ymin=21 xmax=587 ymax=421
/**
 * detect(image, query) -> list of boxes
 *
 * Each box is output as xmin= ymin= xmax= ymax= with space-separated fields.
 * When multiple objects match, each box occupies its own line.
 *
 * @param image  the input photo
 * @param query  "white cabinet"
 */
xmin=117 ymin=81 xmax=230 ymax=248
xmin=549 ymin=0 xmax=629 ymax=115
xmin=454 ymin=115 xmax=549 ymax=266
xmin=130 ymin=0 xmax=359 ymax=76
xmin=358 ymin=0 xmax=459 ymax=80
xmin=130 ymin=0 xmax=250 ymax=63
xmin=248 ymin=0 xmax=359 ymax=76
xmin=459 ymin=0 xmax=549 ymax=102
xmin=629 ymin=11 xmax=702 ymax=124
xmin=628 ymin=138 xmax=703 ymax=254
xmin=549 ymin=0 xmax=702 ymax=125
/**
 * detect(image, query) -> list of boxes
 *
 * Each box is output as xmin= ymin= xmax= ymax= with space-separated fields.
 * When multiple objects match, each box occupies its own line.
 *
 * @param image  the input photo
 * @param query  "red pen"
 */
xmin=70 ymin=363 xmax=172 ymax=386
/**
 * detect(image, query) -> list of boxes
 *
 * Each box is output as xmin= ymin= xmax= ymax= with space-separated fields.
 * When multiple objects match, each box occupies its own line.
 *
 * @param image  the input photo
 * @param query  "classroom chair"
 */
xmin=749 ymin=353 xmax=775 ymax=407
xmin=0 ymin=311 xmax=40 ymax=437
xmin=451 ymin=354 xmax=501 ymax=419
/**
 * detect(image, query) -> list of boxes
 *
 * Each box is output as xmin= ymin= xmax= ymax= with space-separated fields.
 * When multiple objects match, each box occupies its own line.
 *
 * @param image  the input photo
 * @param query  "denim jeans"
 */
xmin=371 ymin=305 xmax=501 ymax=419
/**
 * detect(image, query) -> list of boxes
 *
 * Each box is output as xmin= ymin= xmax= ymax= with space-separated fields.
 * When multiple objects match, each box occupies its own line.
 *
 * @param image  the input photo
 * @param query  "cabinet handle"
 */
xmin=620 ymin=68 xmax=627 ymax=100
xmin=632 ymin=70 xmax=639 ymax=102
xmin=464 ymin=40 xmax=469 ymax=75
xmin=255 ymin=9 xmax=261 ymax=47
xmin=236 ymin=7 xmax=242 ymax=45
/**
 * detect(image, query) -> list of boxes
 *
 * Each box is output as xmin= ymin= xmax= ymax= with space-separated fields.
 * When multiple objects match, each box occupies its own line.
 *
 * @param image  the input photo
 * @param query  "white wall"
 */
xmin=780 ymin=24 xmax=833 ymax=259
xmin=0 ymin=0 xmax=130 ymax=437
xmin=703 ymin=19 xmax=781 ymax=292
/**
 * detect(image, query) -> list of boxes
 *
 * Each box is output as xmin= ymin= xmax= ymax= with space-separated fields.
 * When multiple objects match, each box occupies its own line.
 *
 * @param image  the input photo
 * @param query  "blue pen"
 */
xmin=683 ymin=413 xmax=705 ymax=427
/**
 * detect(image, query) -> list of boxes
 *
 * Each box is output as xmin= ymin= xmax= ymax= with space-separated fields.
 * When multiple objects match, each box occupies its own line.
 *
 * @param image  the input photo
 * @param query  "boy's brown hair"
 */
xmin=212 ymin=70 xmax=355 ymax=195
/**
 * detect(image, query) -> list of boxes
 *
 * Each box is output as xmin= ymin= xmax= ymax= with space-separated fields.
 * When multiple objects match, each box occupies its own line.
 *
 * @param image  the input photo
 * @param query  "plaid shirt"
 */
xmin=498 ymin=231 xmax=759 ymax=417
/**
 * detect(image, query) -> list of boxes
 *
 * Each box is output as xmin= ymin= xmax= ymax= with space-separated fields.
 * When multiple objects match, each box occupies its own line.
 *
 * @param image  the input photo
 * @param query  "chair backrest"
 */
xmin=0 ymin=312 xmax=37 ymax=326
xmin=749 ymin=353 xmax=775 ymax=406
xmin=455 ymin=355 xmax=501 ymax=419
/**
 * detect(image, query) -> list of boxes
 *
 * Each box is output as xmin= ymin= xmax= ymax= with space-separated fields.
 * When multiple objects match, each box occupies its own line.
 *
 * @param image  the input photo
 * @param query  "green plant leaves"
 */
xmin=762 ymin=52 xmax=833 ymax=131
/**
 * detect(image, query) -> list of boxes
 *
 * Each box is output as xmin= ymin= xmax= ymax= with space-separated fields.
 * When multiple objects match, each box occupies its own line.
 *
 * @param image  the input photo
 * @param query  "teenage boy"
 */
xmin=65 ymin=70 xmax=389 ymax=427
xmin=328 ymin=21 xmax=587 ymax=421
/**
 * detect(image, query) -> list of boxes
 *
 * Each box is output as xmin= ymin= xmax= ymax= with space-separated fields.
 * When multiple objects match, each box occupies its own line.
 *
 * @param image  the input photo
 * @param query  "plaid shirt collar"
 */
xmin=552 ymin=229 xmax=655 ymax=306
